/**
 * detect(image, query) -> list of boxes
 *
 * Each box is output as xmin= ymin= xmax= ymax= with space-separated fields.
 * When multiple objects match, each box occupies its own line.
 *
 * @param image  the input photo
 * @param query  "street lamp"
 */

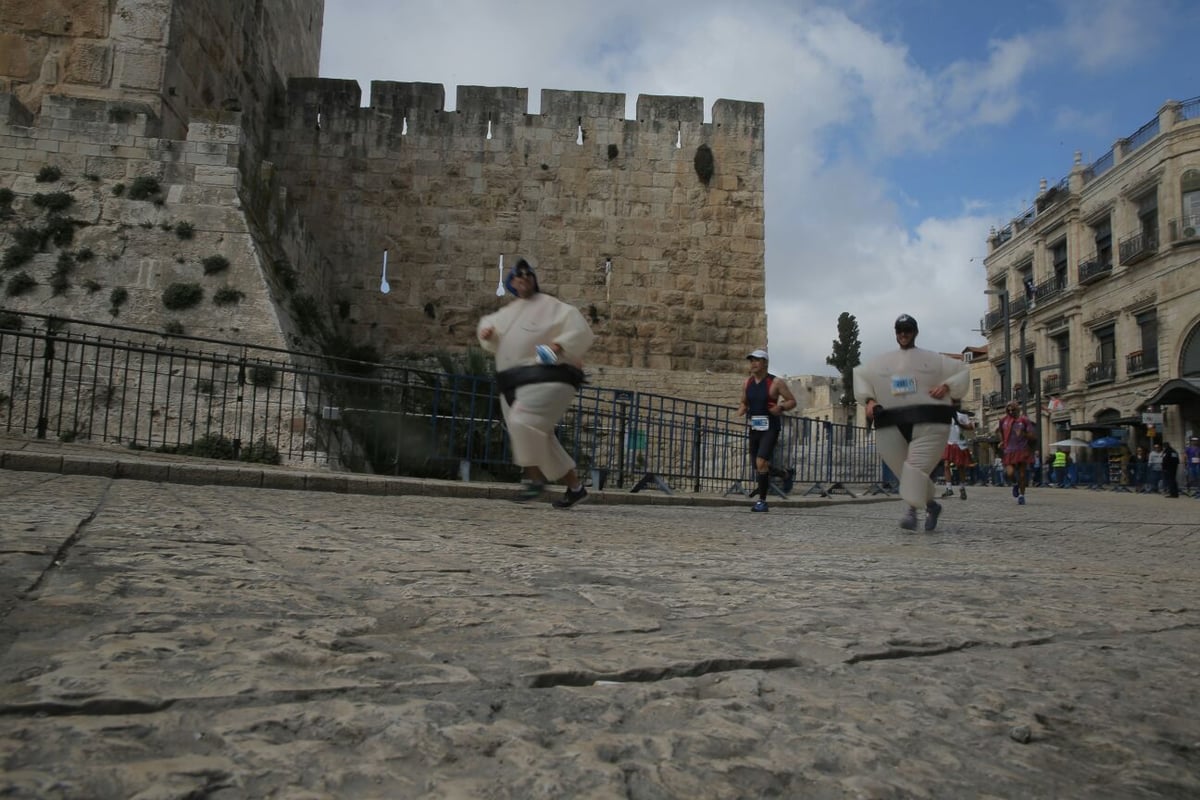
xmin=984 ymin=288 xmax=1011 ymax=402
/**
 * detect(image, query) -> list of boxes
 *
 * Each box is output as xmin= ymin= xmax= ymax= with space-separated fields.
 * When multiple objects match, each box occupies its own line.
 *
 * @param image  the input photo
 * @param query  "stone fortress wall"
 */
xmin=0 ymin=0 xmax=767 ymax=409
xmin=271 ymin=79 xmax=767 ymax=383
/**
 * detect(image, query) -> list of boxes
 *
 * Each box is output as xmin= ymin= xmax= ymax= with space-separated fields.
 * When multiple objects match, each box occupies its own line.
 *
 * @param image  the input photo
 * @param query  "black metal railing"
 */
xmin=0 ymin=310 xmax=887 ymax=495
xmin=983 ymin=391 xmax=1007 ymax=409
xmin=1118 ymin=230 xmax=1157 ymax=265
xmin=1085 ymin=361 xmax=1116 ymax=386
xmin=982 ymin=309 xmax=1005 ymax=331
xmin=1078 ymin=256 xmax=1113 ymax=284
xmin=1042 ymin=374 xmax=1061 ymax=395
xmin=1124 ymin=117 xmax=1160 ymax=153
xmin=1033 ymin=274 xmax=1068 ymax=306
xmin=1126 ymin=351 xmax=1158 ymax=376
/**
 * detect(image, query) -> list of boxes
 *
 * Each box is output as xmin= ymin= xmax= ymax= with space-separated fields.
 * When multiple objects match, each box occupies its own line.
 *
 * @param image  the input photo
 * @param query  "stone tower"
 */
xmin=0 ymin=1 xmax=767 ymax=402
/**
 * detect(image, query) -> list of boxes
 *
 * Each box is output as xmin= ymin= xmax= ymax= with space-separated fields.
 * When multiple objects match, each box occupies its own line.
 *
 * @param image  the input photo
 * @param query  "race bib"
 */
xmin=890 ymin=375 xmax=917 ymax=396
xmin=750 ymin=415 xmax=770 ymax=431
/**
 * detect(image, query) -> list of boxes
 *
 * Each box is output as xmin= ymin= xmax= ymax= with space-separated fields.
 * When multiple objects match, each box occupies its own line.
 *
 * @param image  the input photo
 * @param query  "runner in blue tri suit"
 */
xmin=737 ymin=349 xmax=797 ymax=512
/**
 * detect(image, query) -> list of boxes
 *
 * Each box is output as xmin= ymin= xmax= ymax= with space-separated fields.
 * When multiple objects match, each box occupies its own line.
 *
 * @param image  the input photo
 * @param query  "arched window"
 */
xmin=1182 ymin=169 xmax=1200 ymax=237
xmin=1182 ymin=320 xmax=1200 ymax=377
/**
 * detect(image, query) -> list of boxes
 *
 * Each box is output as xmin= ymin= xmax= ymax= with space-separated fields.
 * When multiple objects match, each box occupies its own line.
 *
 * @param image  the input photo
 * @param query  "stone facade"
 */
xmin=0 ymin=0 xmax=770 ymax=411
xmin=269 ymin=79 xmax=766 ymax=379
xmin=982 ymin=98 xmax=1200 ymax=456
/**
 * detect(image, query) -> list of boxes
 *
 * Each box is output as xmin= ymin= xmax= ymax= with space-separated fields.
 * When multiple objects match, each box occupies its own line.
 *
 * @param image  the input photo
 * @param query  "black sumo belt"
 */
xmin=495 ymin=364 xmax=586 ymax=405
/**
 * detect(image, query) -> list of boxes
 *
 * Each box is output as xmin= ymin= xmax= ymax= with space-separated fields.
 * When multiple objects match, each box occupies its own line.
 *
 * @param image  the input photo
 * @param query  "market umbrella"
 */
xmin=1052 ymin=438 xmax=1091 ymax=448
xmin=1090 ymin=436 xmax=1122 ymax=449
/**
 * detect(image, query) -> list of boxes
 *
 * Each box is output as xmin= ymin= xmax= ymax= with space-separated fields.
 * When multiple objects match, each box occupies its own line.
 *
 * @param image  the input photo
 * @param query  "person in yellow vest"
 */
xmin=1052 ymin=448 xmax=1068 ymax=488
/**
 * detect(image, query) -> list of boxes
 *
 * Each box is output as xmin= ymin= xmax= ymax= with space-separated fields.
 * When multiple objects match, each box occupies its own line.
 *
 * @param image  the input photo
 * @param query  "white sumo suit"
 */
xmin=477 ymin=280 xmax=594 ymax=482
xmin=854 ymin=344 xmax=970 ymax=511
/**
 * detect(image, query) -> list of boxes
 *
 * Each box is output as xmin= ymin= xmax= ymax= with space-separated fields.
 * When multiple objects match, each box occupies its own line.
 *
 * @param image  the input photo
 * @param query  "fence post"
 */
xmin=35 ymin=316 xmax=57 ymax=439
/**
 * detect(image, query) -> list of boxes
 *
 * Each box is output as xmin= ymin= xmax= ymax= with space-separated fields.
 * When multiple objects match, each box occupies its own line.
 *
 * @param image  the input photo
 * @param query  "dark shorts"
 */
xmin=749 ymin=429 xmax=780 ymax=463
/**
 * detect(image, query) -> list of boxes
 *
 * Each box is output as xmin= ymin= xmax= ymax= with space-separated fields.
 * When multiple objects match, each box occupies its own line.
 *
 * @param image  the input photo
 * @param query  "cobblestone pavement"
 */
xmin=1 ymin=458 xmax=1199 ymax=799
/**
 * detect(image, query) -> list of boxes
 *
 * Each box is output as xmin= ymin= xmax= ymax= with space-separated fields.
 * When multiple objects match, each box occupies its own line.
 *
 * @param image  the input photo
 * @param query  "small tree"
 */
xmin=825 ymin=312 xmax=862 ymax=406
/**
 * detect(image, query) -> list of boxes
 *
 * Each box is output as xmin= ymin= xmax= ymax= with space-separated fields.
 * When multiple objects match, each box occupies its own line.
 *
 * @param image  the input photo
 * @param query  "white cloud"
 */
xmin=318 ymin=1 xmax=1067 ymax=376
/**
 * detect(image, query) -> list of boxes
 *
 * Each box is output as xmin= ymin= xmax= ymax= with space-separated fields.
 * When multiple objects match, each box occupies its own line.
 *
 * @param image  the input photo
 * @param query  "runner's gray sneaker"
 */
xmin=899 ymin=507 xmax=917 ymax=530
xmin=924 ymin=501 xmax=942 ymax=531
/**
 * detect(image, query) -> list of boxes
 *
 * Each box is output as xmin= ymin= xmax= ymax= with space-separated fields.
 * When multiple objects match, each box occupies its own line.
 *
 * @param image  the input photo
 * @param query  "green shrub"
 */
xmin=175 ymin=221 xmax=194 ymax=239
xmin=111 ymin=183 xmax=125 ymax=197
xmin=128 ymin=176 xmax=160 ymax=200
xmin=85 ymin=173 xmax=99 ymax=182
xmin=201 ymin=254 xmax=230 ymax=275
xmin=240 ymin=439 xmax=281 ymax=465
xmin=44 ymin=216 xmax=75 ymax=247
xmin=109 ymin=286 xmax=129 ymax=315
xmin=76 ymin=247 xmax=94 ymax=262
xmin=212 ymin=287 xmax=244 ymax=306
xmin=32 ymin=192 xmax=72 ymax=212
xmin=163 ymin=320 xmax=184 ymax=335
xmin=2 ymin=244 xmax=35 ymax=271
xmin=162 ymin=282 xmax=203 ymax=310
xmin=35 ymin=165 xmax=62 ymax=183
xmin=249 ymin=364 xmax=277 ymax=387
xmin=0 ymin=311 xmax=21 ymax=331
xmin=0 ymin=187 xmax=13 ymax=205
xmin=50 ymin=271 xmax=70 ymax=296
xmin=5 ymin=271 xmax=37 ymax=297
xmin=83 ymin=279 xmax=101 ymax=294
xmin=12 ymin=227 xmax=42 ymax=249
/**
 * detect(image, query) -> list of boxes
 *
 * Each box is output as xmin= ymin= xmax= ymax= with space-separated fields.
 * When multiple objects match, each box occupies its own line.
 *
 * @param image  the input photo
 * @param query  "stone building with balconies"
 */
xmin=980 ymin=96 xmax=1200 ymax=459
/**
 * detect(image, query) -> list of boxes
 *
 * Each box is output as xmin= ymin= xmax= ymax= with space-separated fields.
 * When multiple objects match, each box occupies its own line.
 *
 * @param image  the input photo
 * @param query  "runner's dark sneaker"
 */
xmin=516 ymin=481 xmax=544 ymax=502
xmin=924 ymin=501 xmax=942 ymax=531
xmin=553 ymin=486 xmax=588 ymax=509
xmin=899 ymin=507 xmax=917 ymax=530
xmin=1017 ymin=495 xmax=1026 ymax=505
xmin=751 ymin=500 xmax=769 ymax=512
xmin=960 ymin=487 xmax=967 ymax=500
xmin=941 ymin=487 xmax=954 ymax=498
xmin=1012 ymin=484 xmax=1020 ymax=498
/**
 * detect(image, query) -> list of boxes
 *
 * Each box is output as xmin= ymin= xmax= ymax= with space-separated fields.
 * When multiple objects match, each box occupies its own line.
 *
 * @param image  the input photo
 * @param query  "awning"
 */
xmin=1069 ymin=417 xmax=1143 ymax=432
xmin=1138 ymin=378 xmax=1200 ymax=408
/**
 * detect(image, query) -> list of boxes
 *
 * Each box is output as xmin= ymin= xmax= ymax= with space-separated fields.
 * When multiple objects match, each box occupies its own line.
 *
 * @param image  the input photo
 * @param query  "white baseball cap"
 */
xmin=746 ymin=349 xmax=768 ymax=360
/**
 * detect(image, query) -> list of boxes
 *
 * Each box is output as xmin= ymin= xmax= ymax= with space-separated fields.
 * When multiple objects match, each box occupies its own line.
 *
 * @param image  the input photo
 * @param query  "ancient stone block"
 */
xmin=117 ymin=49 xmax=162 ymax=90
xmin=65 ymin=42 xmax=112 ymax=86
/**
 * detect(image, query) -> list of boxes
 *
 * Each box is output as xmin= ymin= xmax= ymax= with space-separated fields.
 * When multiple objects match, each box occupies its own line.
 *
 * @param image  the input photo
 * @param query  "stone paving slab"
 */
xmin=1 ymin=455 xmax=1199 ymax=798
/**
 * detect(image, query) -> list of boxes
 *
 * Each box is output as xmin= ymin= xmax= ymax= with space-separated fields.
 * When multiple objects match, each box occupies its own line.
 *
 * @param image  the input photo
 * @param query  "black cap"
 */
xmin=894 ymin=314 xmax=918 ymax=332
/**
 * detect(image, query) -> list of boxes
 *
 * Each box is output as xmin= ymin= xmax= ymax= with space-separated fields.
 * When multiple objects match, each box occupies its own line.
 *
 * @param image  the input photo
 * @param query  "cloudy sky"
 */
xmin=319 ymin=0 xmax=1200 ymax=376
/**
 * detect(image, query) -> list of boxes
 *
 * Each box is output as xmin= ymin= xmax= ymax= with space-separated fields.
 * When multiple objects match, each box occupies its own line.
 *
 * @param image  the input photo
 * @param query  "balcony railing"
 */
xmin=982 ymin=308 xmax=1006 ymax=331
xmin=1033 ymin=273 xmax=1068 ymax=306
xmin=1042 ymin=373 xmax=1062 ymax=395
xmin=1078 ymin=256 xmax=1113 ymax=285
xmin=1118 ymin=230 xmax=1158 ymax=265
xmin=1009 ymin=295 xmax=1029 ymax=318
xmin=984 ymin=391 xmax=1007 ymax=409
xmin=1168 ymin=215 xmax=1200 ymax=244
xmin=1126 ymin=350 xmax=1158 ymax=376
xmin=1085 ymin=361 xmax=1116 ymax=386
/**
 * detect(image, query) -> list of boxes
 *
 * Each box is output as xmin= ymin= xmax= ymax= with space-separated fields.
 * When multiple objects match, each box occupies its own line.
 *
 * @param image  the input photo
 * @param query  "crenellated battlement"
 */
xmin=283 ymin=78 xmax=763 ymax=136
xmin=269 ymin=75 xmax=766 ymax=374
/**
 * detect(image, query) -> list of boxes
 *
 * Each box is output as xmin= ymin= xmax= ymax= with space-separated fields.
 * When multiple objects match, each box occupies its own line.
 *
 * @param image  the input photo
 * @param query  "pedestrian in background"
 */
xmin=1147 ymin=442 xmax=1164 ymax=494
xmin=737 ymin=348 xmax=797 ymax=513
xmin=998 ymin=401 xmax=1036 ymax=505
xmin=1161 ymin=443 xmax=1181 ymax=498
